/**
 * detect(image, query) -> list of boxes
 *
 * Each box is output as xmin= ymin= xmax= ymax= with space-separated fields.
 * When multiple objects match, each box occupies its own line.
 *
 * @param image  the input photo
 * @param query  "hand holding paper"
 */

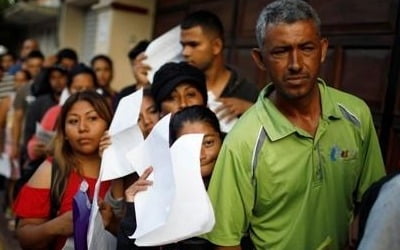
xmin=100 ymin=88 xmax=144 ymax=181
xmin=126 ymin=113 xmax=215 ymax=245
xmin=207 ymin=92 xmax=238 ymax=133
xmin=144 ymin=26 xmax=183 ymax=83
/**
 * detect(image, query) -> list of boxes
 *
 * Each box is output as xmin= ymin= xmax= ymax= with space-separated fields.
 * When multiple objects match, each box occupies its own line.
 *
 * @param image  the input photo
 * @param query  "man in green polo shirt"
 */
xmin=204 ymin=0 xmax=386 ymax=249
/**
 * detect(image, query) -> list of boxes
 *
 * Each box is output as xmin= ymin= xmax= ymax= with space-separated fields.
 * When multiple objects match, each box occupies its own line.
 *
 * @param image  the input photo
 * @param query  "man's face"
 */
xmin=252 ymin=20 xmax=328 ymax=100
xmin=49 ymin=70 xmax=67 ymax=95
xmin=2 ymin=55 xmax=15 ymax=71
xmin=21 ymin=40 xmax=38 ymax=59
xmin=180 ymin=26 xmax=220 ymax=71
xmin=59 ymin=58 xmax=77 ymax=71
xmin=25 ymin=57 xmax=44 ymax=78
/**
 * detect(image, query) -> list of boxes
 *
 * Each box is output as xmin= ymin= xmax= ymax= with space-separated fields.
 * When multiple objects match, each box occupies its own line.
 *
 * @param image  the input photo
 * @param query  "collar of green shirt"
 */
xmin=255 ymin=78 xmax=342 ymax=141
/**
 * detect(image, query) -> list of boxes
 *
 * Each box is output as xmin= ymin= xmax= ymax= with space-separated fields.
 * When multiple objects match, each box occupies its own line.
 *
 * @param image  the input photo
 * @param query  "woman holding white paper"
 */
xmin=13 ymin=91 xmax=112 ymax=250
xmin=103 ymin=62 xmax=209 ymax=218
xmin=117 ymin=105 xmax=223 ymax=250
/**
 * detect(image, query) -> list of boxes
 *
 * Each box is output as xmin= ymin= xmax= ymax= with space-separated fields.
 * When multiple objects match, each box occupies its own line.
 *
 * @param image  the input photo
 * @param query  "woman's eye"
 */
xmin=203 ymin=139 xmax=215 ymax=148
xmin=88 ymin=116 xmax=98 ymax=121
xmin=187 ymin=91 xmax=197 ymax=98
xmin=149 ymin=107 xmax=158 ymax=114
xmin=67 ymin=119 xmax=78 ymax=125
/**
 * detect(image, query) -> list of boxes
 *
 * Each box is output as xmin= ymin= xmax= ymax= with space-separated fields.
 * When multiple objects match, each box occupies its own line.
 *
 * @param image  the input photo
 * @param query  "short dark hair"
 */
xmin=2 ymin=51 xmax=16 ymax=61
xmin=169 ymin=105 xmax=222 ymax=146
xmin=181 ymin=10 xmax=224 ymax=40
xmin=67 ymin=63 xmax=98 ymax=88
xmin=128 ymin=40 xmax=150 ymax=60
xmin=26 ymin=50 xmax=44 ymax=60
xmin=90 ymin=54 xmax=113 ymax=70
xmin=56 ymin=48 xmax=78 ymax=63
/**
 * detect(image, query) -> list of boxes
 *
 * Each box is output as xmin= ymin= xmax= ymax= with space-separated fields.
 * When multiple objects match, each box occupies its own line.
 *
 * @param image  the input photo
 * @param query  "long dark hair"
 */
xmin=50 ymin=90 xmax=112 ymax=216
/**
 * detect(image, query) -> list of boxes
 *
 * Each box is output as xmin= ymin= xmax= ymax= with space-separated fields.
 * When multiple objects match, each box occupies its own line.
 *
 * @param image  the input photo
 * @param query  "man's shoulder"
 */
xmin=326 ymin=85 xmax=371 ymax=116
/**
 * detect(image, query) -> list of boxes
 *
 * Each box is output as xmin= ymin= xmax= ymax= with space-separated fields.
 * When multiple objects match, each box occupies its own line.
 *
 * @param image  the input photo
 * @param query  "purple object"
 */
xmin=73 ymin=180 xmax=91 ymax=250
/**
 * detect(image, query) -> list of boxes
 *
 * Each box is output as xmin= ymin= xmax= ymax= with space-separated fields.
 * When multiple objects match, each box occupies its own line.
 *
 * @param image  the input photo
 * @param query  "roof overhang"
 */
xmin=3 ymin=1 xmax=58 ymax=25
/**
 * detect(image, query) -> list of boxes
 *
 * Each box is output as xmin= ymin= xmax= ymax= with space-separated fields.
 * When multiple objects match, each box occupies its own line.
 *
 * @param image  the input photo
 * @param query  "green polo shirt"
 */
xmin=205 ymin=80 xmax=385 ymax=250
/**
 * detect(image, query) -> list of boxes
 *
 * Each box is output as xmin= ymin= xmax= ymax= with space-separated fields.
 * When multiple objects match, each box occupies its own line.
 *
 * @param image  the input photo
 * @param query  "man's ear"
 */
xmin=320 ymin=38 xmax=329 ymax=63
xmin=251 ymin=48 xmax=267 ymax=71
xmin=212 ymin=37 xmax=223 ymax=55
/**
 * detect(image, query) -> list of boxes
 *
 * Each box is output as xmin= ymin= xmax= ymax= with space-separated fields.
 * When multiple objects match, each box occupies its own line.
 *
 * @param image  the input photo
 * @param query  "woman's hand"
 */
xmin=99 ymin=131 xmax=112 ymax=157
xmin=125 ymin=167 xmax=153 ymax=203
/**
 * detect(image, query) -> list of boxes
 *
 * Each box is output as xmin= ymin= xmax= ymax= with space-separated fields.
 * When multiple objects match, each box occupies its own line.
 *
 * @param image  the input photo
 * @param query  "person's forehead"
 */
xmin=181 ymin=25 xmax=208 ymax=38
xmin=27 ymin=58 xmax=43 ymax=64
xmin=67 ymin=101 xmax=96 ymax=115
xmin=264 ymin=20 xmax=319 ymax=42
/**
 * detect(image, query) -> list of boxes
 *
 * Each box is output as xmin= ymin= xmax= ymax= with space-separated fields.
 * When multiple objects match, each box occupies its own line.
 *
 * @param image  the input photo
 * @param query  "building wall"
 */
xmin=58 ymin=0 xmax=156 ymax=91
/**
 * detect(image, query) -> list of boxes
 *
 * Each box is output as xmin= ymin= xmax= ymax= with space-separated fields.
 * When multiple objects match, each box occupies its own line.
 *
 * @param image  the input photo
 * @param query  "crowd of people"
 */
xmin=0 ymin=0 xmax=397 ymax=249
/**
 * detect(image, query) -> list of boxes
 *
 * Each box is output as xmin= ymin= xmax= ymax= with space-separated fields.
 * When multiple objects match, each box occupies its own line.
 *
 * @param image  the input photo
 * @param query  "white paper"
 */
xmin=0 ymin=153 xmax=11 ymax=178
xmin=88 ymin=211 xmax=116 ymax=250
xmin=87 ymin=162 xmax=117 ymax=249
xmin=207 ymin=91 xmax=238 ymax=133
xmin=59 ymin=88 xmax=70 ymax=106
xmin=144 ymin=26 xmax=183 ymax=83
xmin=35 ymin=122 xmax=56 ymax=145
xmin=100 ymin=89 xmax=144 ymax=181
xmin=126 ymin=114 xmax=174 ymax=239
xmin=134 ymin=133 xmax=215 ymax=246
xmin=87 ymin=90 xmax=144 ymax=248
xmin=108 ymin=88 xmax=143 ymax=136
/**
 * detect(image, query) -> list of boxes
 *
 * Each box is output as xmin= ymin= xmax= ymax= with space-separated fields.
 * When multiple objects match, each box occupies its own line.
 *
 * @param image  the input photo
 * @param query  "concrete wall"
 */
xmin=105 ymin=0 xmax=155 ymax=90
xmin=58 ymin=4 xmax=85 ymax=54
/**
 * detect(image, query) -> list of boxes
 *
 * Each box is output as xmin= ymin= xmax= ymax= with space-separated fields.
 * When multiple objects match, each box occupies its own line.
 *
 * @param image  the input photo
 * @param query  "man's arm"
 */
xmin=205 ymin=142 xmax=255 ymax=247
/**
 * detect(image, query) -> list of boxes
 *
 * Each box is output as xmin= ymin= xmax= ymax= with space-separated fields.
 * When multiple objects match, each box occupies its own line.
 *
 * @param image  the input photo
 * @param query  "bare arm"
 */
xmin=0 ymin=97 xmax=10 ymax=153
xmin=17 ymin=212 xmax=73 ymax=249
xmin=15 ymin=161 xmax=73 ymax=249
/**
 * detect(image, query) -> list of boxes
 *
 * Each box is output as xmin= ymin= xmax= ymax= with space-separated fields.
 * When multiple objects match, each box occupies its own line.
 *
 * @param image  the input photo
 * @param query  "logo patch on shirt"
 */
xmin=330 ymin=145 xmax=357 ymax=161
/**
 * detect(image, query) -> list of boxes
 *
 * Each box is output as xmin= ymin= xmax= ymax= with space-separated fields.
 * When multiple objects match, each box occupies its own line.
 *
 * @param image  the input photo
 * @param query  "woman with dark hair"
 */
xmin=25 ymin=63 xmax=99 ymax=163
xmin=117 ymin=105 xmax=223 ymax=250
xmin=13 ymin=91 xmax=112 ymax=250
xmin=169 ymin=105 xmax=222 ymax=183
xmin=151 ymin=62 xmax=208 ymax=116
xmin=91 ymin=54 xmax=116 ymax=107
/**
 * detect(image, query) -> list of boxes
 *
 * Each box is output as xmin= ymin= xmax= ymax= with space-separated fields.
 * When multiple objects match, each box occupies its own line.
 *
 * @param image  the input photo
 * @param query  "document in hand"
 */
xmin=144 ymin=25 xmax=184 ymax=83
xmin=126 ymin=114 xmax=173 ymax=238
xmin=35 ymin=122 xmax=56 ymax=144
xmin=0 ymin=153 xmax=11 ymax=178
xmin=88 ymin=89 xmax=144 ymax=249
xmin=127 ymin=115 xmax=215 ymax=246
xmin=207 ymin=91 xmax=238 ymax=133
xmin=87 ymin=168 xmax=117 ymax=250
xmin=100 ymin=88 xmax=144 ymax=181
